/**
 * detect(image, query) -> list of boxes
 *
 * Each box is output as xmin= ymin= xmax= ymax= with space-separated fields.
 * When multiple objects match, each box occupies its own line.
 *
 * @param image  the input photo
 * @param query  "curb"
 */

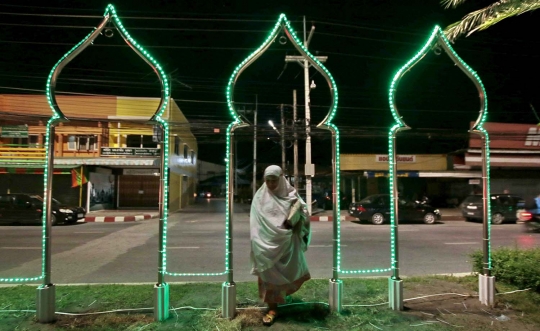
xmin=310 ymin=215 xmax=357 ymax=222
xmin=83 ymin=214 xmax=158 ymax=223
xmin=309 ymin=215 xmax=463 ymax=222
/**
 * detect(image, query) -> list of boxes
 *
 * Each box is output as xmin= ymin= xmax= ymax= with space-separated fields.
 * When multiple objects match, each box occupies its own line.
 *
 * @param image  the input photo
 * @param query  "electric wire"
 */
xmin=0 ymin=288 xmax=531 ymax=316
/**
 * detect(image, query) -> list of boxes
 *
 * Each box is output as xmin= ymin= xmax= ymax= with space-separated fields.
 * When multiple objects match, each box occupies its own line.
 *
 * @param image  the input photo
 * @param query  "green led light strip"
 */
xmin=388 ymin=25 xmax=490 ymax=273
xmin=224 ymin=13 xmax=343 ymax=279
xmin=164 ymin=123 xmax=234 ymax=277
xmin=1 ymin=4 xmax=169 ymax=284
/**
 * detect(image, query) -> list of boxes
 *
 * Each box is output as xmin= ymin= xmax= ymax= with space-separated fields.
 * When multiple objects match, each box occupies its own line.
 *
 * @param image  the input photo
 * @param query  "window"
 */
xmin=13 ymin=195 xmax=31 ymax=208
xmin=79 ymin=136 xmax=96 ymax=151
xmin=183 ymin=144 xmax=188 ymax=159
xmin=498 ymin=196 xmax=511 ymax=206
xmin=67 ymin=135 xmax=96 ymax=151
xmin=0 ymin=195 xmax=12 ymax=208
xmin=174 ymin=136 xmax=180 ymax=155
xmin=191 ymin=150 xmax=195 ymax=164
xmin=10 ymin=135 xmax=39 ymax=147
xmin=28 ymin=135 xmax=39 ymax=147
xmin=126 ymin=135 xmax=158 ymax=148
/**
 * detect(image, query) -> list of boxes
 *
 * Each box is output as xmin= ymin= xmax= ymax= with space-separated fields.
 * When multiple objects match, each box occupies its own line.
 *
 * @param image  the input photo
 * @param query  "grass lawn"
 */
xmin=1 ymin=275 xmax=539 ymax=330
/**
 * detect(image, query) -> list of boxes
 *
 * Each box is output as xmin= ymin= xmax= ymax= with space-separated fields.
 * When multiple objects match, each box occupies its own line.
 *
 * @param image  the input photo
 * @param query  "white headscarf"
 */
xmin=250 ymin=165 xmax=310 ymax=276
xmin=263 ymin=165 xmax=295 ymax=199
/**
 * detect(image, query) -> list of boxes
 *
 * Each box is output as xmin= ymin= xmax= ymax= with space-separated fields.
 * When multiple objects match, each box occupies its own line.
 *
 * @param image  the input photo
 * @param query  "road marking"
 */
xmin=167 ymin=246 xmax=200 ymax=249
xmin=181 ymin=231 xmax=214 ymax=234
xmin=74 ymin=232 xmax=104 ymax=234
xmin=310 ymin=245 xmax=348 ymax=248
xmin=1 ymin=247 xmax=41 ymax=250
xmin=444 ymin=242 xmax=477 ymax=245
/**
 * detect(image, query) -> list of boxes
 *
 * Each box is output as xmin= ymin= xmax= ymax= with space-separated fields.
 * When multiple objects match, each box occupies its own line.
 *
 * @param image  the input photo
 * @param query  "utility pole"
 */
xmin=280 ymin=104 xmax=285 ymax=172
xmin=252 ymin=95 xmax=257 ymax=197
xmin=284 ymin=17 xmax=327 ymax=215
xmin=293 ymin=90 xmax=298 ymax=190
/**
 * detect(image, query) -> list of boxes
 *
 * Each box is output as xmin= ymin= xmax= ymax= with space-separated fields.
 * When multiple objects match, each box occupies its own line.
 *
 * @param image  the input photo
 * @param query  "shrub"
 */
xmin=470 ymin=247 xmax=540 ymax=291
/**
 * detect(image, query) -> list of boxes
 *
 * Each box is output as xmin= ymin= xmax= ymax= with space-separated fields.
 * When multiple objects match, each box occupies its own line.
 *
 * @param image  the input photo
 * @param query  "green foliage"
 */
xmin=442 ymin=0 xmax=540 ymax=42
xmin=470 ymin=247 xmax=540 ymax=291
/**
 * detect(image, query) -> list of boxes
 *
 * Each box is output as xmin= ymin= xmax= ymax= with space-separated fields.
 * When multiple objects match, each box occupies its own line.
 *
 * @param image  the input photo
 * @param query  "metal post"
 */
xmin=351 ymin=178 xmax=355 ymax=204
xmin=303 ymin=17 xmax=314 ymax=215
xmin=37 ymin=122 xmax=57 ymax=323
xmin=327 ymin=126 xmax=342 ymax=312
xmin=154 ymin=124 xmax=169 ymax=321
xmin=389 ymin=132 xmax=403 ymax=311
xmin=280 ymin=104 xmax=285 ymax=172
xmin=222 ymin=127 xmax=237 ymax=319
xmin=481 ymin=134 xmax=490 ymax=276
xmin=235 ymin=140 xmax=238 ymax=200
xmin=253 ymin=95 xmax=258 ymax=197
xmin=479 ymin=132 xmax=495 ymax=306
xmin=293 ymin=90 xmax=298 ymax=190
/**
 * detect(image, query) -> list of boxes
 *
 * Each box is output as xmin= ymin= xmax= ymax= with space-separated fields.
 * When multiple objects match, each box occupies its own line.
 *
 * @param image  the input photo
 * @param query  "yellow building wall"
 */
xmin=1 ymin=94 xmax=197 ymax=210
xmin=341 ymin=154 xmax=447 ymax=171
xmin=0 ymin=94 xmax=116 ymax=119
xmin=169 ymin=172 xmax=181 ymax=212
xmin=168 ymin=101 xmax=197 ymax=174
xmin=116 ymin=97 xmax=168 ymax=119
xmin=168 ymin=101 xmax=197 ymax=167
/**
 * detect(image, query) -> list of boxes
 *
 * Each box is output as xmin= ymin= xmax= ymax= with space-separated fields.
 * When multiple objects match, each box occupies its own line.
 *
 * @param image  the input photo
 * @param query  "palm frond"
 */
xmin=443 ymin=0 xmax=540 ymax=42
xmin=440 ymin=0 xmax=469 ymax=10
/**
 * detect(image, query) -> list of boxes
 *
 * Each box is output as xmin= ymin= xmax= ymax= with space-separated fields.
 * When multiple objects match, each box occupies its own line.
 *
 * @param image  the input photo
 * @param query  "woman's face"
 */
xmin=265 ymin=176 xmax=279 ymax=192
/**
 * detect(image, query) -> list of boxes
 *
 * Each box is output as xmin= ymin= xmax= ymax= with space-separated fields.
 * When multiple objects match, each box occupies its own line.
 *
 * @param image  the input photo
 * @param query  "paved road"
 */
xmin=1 ymin=199 xmax=538 ymax=284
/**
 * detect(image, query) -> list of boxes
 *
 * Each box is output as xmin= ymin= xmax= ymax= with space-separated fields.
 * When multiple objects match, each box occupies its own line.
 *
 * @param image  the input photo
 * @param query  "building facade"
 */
xmin=340 ymin=153 xmax=481 ymax=207
xmin=0 ymin=94 xmax=197 ymax=212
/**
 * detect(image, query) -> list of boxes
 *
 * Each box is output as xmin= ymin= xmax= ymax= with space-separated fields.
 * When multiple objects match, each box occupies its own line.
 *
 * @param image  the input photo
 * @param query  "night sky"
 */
xmin=1 ymin=0 xmax=539 ymax=169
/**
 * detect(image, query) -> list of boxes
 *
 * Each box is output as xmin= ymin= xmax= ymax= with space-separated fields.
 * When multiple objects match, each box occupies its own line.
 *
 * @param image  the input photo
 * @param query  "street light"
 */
xmin=268 ymin=120 xmax=280 ymax=135
xmin=268 ymin=119 xmax=285 ymax=171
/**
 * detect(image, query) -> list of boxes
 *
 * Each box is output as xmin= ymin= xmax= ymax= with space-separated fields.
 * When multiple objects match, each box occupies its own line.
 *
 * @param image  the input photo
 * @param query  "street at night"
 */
xmin=1 ymin=199 xmax=538 ymax=284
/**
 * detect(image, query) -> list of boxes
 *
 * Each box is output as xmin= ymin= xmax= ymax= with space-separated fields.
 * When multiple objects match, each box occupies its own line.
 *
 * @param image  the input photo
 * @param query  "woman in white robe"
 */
xmin=250 ymin=165 xmax=311 ymax=325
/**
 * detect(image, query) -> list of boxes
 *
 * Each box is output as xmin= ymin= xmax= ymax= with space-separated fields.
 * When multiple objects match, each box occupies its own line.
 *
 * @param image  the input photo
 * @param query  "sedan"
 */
xmin=0 ymin=193 xmax=86 ymax=225
xmin=517 ymin=209 xmax=540 ymax=232
xmin=460 ymin=194 xmax=524 ymax=224
xmin=348 ymin=194 xmax=441 ymax=225
xmin=31 ymin=196 xmax=86 ymax=225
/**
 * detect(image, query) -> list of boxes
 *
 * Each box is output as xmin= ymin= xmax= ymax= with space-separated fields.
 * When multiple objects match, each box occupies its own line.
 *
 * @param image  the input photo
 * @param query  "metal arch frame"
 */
xmin=387 ymin=25 xmax=491 ymax=310
xmin=39 ymin=4 xmax=171 ymax=322
xmin=223 ymin=13 xmax=341 ymax=316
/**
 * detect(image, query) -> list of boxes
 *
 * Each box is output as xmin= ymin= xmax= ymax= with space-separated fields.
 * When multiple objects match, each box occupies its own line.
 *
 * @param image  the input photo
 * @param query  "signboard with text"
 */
xmin=375 ymin=155 xmax=416 ymax=163
xmin=101 ymin=147 xmax=160 ymax=157
xmin=1 ymin=125 xmax=28 ymax=138
xmin=365 ymin=171 xmax=419 ymax=178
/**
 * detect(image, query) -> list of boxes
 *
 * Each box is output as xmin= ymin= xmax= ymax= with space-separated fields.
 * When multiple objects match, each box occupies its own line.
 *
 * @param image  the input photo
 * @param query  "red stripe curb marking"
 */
xmin=84 ymin=214 xmax=157 ymax=222
xmin=309 ymin=215 xmax=357 ymax=222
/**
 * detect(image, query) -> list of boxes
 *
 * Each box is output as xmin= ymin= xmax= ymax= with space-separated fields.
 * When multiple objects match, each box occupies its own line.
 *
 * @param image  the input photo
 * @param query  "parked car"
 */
xmin=298 ymin=189 xmax=349 ymax=210
xmin=0 ymin=193 xmax=86 ymax=225
xmin=460 ymin=194 xmax=524 ymax=224
xmin=348 ymin=194 xmax=441 ymax=225
xmin=319 ymin=190 xmax=351 ymax=210
xmin=516 ymin=209 xmax=540 ymax=232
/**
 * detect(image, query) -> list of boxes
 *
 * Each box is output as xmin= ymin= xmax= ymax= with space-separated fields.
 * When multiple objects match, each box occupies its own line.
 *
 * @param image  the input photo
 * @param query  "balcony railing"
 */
xmin=0 ymin=145 xmax=46 ymax=163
